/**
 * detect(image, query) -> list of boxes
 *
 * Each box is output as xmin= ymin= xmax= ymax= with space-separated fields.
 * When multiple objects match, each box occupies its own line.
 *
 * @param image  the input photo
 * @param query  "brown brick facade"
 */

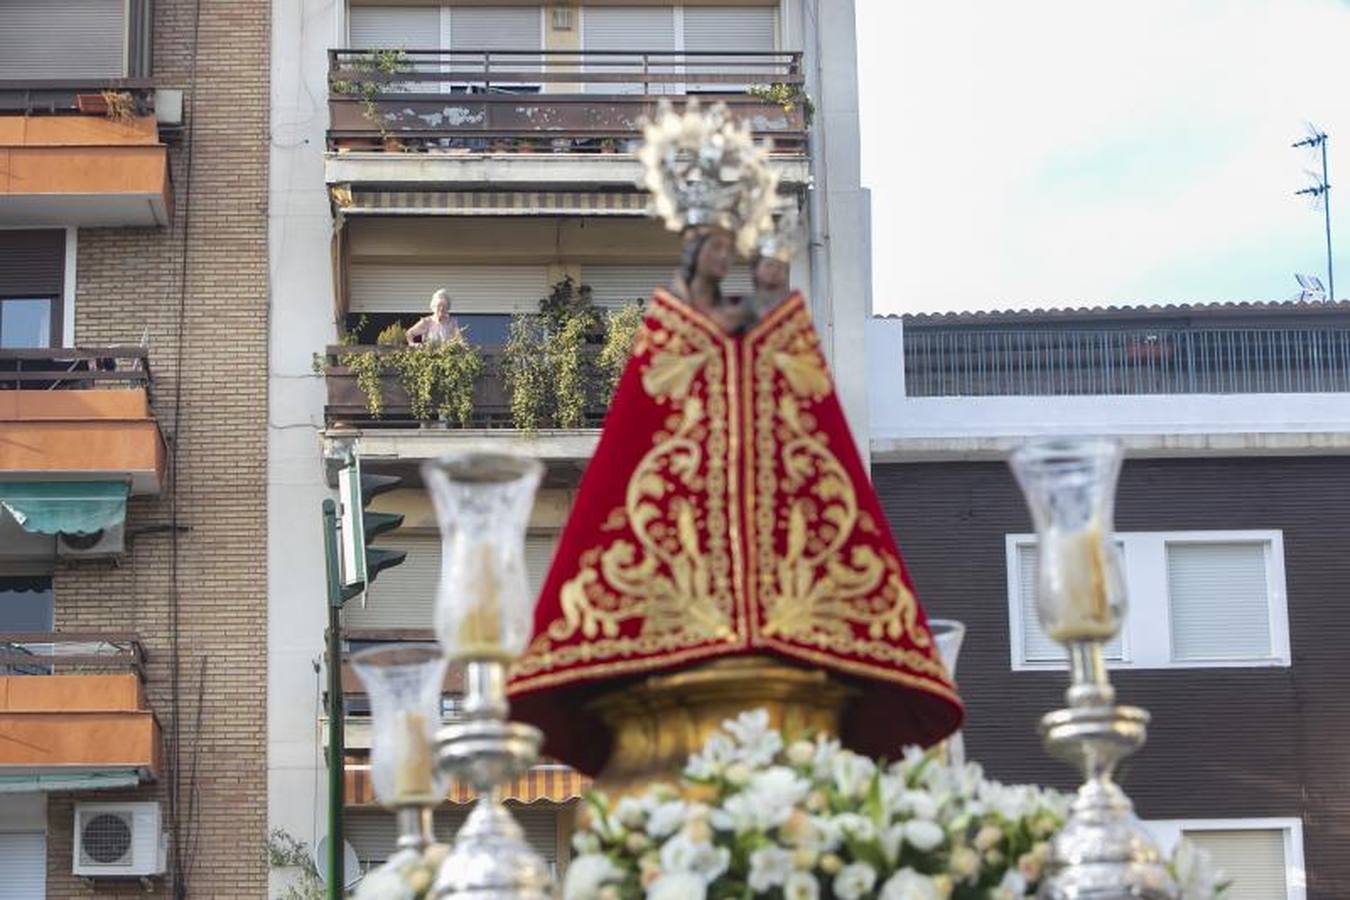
xmin=45 ymin=0 xmax=269 ymax=896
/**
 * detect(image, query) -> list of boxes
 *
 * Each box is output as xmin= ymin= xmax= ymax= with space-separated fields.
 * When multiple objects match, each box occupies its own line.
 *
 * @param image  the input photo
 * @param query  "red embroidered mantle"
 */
xmin=509 ymin=290 xmax=962 ymax=774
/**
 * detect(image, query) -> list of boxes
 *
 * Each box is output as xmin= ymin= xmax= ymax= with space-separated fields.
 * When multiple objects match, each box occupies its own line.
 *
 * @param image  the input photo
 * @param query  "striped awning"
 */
xmin=334 ymin=188 xmax=649 ymax=217
xmin=344 ymin=757 xmax=590 ymax=807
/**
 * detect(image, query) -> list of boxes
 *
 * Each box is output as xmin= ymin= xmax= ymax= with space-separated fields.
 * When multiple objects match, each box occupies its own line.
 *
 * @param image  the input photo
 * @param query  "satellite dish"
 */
xmin=313 ymin=836 xmax=363 ymax=890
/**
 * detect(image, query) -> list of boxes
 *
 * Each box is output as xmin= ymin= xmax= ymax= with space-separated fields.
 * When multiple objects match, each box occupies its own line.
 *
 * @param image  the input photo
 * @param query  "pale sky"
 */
xmin=856 ymin=0 xmax=1350 ymax=314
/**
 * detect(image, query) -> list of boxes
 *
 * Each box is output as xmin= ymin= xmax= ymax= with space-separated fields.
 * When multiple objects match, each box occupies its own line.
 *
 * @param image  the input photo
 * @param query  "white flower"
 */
xmin=832 ymin=812 xmax=877 ymax=843
xmin=724 ymin=762 xmax=753 ymax=786
xmin=899 ymin=790 xmax=940 ymax=822
xmin=948 ymin=845 xmax=979 ymax=881
xmin=879 ymin=867 xmax=942 ymax=900
xmin=572 ymin=831 xmax=601 ymax=855
xmin=787 ymin=739 xmax=816 ymax=767
xmin=801 ymin=816 xmax=842 ymax=853
xmin=562 ymin=854 xmax=622 ymax=900
xmin=904 ymin=819 xmax=946 ymax=853
xmin=685 ymin=733 xmax=736 ymax=780
xmin=831 ymin=751 xmax=877 ymax=799
xmin=646 ymin=801 xmax=689 ymax=839
xmin=974 ymin=824 xmax=1004 ymax=851
xmin=615 ymin=796 xmax=647 ymax=829
xmin=880 ymin=824 xmax=905 ymax=866
xmin=811 ymin=735 xmax=842 ymax=779
xmin=748 ymin=846 xmax=795 ymax=891
xmin=1172 ymin=840 xmax=1225 ymax=900
xmin=784 ymin=871 xmax=821 ymax=900
xmin=723 ymin=708 xmax=783 ymax=767
xmin=658 ymin=834 xmax=730 ymax=882
xmin=832 ymin=862 xmax=877 ymax=900
xmin=647 ymin=871 xmax=707 ymax=900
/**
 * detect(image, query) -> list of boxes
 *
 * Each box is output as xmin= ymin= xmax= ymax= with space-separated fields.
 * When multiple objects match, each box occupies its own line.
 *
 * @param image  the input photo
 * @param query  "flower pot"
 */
xmin=75 ymin=94 xmax=108 ymax=116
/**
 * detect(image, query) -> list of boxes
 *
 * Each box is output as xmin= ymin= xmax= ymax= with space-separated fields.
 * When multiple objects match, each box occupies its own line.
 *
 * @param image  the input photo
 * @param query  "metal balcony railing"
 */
xmin=0 ymin=633 xmax=147 ymax=680
xmin=0 ymin=346 xmax=150 ymax=391
xmin=327 ymin=48 xmax=806 ymax=152
xmin=903 ymin=326 xmax=1350 ymax=397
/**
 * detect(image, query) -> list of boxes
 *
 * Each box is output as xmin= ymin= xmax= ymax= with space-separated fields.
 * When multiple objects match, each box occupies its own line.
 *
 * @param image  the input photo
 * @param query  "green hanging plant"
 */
xmin=387 ymin=338 xmax=483 ymax=425
xmin=745 ymin=82 xmax=815 ymax=126
xmin=503 ymin=314 xmax=551 ymax=432
xmin=598 ymin=301 xmax=645 ymax=398
xmin=549 ymin=312 xmax=591 ymax=429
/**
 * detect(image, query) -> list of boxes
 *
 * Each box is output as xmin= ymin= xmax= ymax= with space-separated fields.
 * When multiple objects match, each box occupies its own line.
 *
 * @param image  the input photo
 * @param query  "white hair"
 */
xmin=430 ymin=289 xmax=451 ymax=311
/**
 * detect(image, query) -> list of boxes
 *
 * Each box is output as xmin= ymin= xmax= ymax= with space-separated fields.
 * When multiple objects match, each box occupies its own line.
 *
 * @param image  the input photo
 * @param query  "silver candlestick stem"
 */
xmin=431 ymin=659 xmax=553 ymax=900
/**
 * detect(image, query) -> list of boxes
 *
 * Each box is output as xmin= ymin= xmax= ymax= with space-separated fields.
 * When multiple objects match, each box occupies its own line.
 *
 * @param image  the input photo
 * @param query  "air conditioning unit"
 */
xmin=56 ymin=524 xmax=125 ymax=559
xmin=72 ymin=802 xmax=166 ymax=878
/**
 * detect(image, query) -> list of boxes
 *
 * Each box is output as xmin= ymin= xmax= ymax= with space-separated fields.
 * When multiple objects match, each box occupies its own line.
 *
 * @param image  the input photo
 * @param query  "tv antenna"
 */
xmin=1292 ymin=125 xmax=1333 ymax=301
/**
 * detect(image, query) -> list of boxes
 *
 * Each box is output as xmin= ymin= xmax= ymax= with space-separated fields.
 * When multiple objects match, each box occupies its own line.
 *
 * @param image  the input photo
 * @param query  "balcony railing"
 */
xmin=0 ymin=78 xmax=157 ymax=116
xmin=0 ymin=633 xmax=147 ymax=680
xmin=323 ymin=343 xmax=609 ymax=428
xmin=903 ymin=326 xmax=1350 ymax=397
xmin=327 ymin=48 xmax=806 ymax=153
xmin=0 ymin=346 xmax=150 ymax=391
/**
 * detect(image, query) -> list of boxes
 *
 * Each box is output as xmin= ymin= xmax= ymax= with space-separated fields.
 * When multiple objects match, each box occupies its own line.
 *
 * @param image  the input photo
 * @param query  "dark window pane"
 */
xmin=0 ymin=298 xmax=53 ymax=348
xmin=0 ymin=577 xmax=54 ymax=630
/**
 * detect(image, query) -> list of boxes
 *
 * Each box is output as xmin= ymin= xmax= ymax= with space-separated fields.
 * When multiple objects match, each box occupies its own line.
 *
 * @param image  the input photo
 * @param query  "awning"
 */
xmin=0 ymin=481 xmax=128 ymax=535
xmin=336 ymin=188 xmax=649 ymax=217
xmin=0 ymin=769 xmax=142 ymax=793
xmin=345 ymin=758 xmax=589 ymax=807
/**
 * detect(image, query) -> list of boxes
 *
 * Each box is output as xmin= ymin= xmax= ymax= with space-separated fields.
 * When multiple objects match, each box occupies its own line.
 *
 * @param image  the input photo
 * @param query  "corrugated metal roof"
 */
xmin=879 ymin=300 xmax=1350 ymax=327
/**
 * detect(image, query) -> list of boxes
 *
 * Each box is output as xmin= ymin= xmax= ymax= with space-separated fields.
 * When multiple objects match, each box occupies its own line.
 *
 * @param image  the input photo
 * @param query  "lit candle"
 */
xmin=1045 ymin=522 xmax=1118 ymax=644
xmin=392 ymin=709 xmax=434 ymax=802
xmin=445 ymin=537 xmax=512 ymax=660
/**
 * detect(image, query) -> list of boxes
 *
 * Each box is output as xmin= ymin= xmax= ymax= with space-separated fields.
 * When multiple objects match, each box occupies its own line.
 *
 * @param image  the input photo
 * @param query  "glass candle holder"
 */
xmin=422 ymin=452 xmax=544 ymax=663
xmin=929 ymin=619 xmax=967 ymax=767
xmin=1009 ymin=437 xmax=1126 ymax=647
xmin=351 ymin=644 xmax=449 ymax=808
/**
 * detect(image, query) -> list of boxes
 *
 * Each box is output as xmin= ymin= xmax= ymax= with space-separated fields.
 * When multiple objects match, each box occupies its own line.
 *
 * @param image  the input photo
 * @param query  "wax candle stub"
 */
xmin=1044 ymin=523 xmax=1119 ymax=642
xmin=392 ymin=710 xmax=435 ymax=802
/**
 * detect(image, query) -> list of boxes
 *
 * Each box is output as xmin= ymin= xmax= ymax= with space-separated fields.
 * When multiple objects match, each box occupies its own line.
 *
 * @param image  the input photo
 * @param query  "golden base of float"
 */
xmin=585 ymin=655 xmax=854 ymax=796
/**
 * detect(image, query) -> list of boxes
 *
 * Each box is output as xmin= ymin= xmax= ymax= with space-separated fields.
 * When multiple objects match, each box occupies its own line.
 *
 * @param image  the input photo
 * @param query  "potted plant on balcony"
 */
xmin=745 ymin=82 xmax=815 ymax=127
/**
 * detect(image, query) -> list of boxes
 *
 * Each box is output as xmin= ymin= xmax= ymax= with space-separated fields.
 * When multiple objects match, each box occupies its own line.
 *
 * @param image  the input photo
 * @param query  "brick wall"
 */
xmin=47 ymin=0 xmax=269 ymax=896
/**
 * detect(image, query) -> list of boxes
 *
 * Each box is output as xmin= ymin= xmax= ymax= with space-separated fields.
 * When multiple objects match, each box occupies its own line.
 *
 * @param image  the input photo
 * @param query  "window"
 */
xmin=0 ymin=231 xmax=66 ymax=349
xmin=0 ymin=577 xmax=55 ymax=675
xmin=1146 ymin=818 xmax=1305 ymax=900
xmin=0 ymin=0 xmax=149 ymax=80
xmin=1007 ymin=531 xmax=1289 ymax=670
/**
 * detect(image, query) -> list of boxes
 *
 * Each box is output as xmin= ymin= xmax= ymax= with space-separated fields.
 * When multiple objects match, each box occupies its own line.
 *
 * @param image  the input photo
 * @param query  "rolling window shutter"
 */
xmin=0 ymin=231 xmax=64 ymax=297
xmin=0 ymin=832 xmax=46 ymax=900
xmin=579 ymin=265 xmax=753 ymax=308
xmin=348 ymin=5 xmax=441 ymax=50
xmin=349 ymin=264 xmax=551 ymax=315
xmin=450 ymin=7 xmax=540 ymax=50
xmin=1167 ymin=542 xmax=1272 ymax=662
xmin=1016 ymin=542 xmax=1123 ymax=663
xmin=344 ymin=534 xmax=439 ymax=631
xmin=514 ymin=804 xmax=560 ymax=870
xmin=1181 ymin=829 xmax=1287 ymax=900
xmin=348 ymin=801 xmax=556 ymax=871
xmin=346 ymin=531 xmax=558 ymax=631
xmin=682 ymin=7 xmax=776 ymax=52
xmin=0 ymin=0 xmax=125 ymax=79
xmin=581 ymin=7 xmax=676 ymax=94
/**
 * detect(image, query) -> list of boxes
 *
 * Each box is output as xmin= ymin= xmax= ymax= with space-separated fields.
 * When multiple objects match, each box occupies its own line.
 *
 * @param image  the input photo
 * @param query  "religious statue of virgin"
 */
xmin=508 ymin=102 xmax=962 ymax=790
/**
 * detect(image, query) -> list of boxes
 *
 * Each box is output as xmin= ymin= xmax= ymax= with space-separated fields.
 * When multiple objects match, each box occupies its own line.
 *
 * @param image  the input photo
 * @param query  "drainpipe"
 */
xmin=801 ymin=0 xmax=833 ymax=361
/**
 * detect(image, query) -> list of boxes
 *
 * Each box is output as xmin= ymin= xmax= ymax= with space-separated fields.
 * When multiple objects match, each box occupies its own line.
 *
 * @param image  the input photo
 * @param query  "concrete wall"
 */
xmin=269 ymin=0 xmax=343 ymax=893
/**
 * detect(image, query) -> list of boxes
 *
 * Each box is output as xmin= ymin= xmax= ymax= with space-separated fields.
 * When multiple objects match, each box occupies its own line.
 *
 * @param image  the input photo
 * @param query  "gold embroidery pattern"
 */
xmin=515 ymin=296 xmax=739 ymax=683
xmin=750 ymin=304 xmax=940 ymax=677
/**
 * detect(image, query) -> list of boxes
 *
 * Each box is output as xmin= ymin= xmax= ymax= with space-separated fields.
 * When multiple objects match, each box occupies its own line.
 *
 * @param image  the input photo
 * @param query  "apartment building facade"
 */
xmin=867 ymin=302 xmax=1350 ymax=900
xmin=268 ymin=0 xmax=873 ymax=889
xmin=0 ymin=0 xmax=269 ymax=897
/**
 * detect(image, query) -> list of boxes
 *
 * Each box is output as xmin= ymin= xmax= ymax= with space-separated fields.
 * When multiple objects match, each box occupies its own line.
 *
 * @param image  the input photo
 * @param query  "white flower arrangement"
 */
xmin=353 ymin=843 xmax=447 ymax=900
xmin=565 ymin=710 xmax=1230 ymax=900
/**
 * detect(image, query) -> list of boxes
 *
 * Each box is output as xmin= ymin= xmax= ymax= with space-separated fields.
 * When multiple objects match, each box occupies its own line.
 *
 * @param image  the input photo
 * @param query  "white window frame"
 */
xmin=1007 ymin=530 xmax=1291 ymax=671
xmin=1145 ymin=817 xmax=1306 ymax=900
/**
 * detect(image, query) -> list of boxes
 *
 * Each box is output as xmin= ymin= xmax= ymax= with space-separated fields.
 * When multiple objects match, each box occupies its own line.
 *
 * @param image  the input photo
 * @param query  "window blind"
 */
xmin=0 ymin=832 xmax=46 ymax=900
xmin=682 ymin=7 xmax=777 ymax=52
xmin=1182 ymin=828 xmax=1287 ymax=900
xmin=0 ymin=0 xmax=125 ymax=79
xmin=1016 ymin=542 xmax=1124 ymax=663
xmin=449 ymin=7 xmax=540 ymax=50
xmin=347 ymin=805 xmax=558 ymax=870
xmin=349 ymin=264 xmax=551 ymax=315
xmin=1166 ymin=542 xmax=1272 ymax=662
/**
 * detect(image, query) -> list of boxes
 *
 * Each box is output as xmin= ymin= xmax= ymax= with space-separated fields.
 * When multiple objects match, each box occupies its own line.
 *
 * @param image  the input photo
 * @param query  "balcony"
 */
xmin=0 ymin=347 xmax=165 ymax=493
xmin=0 ymin=633 xmax=160 ymax=791
xmin=0 ymin=81 xmax=172 ymax=227
xmin=324 ymin=49 xmax=811 ymax=200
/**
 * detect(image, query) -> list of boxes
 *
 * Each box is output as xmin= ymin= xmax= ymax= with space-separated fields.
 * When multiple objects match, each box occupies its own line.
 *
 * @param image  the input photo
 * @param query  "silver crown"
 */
xmin=637 ymin=99 xmax=779 ymax=256
xmin=755 ymin=200 xmax=804 ymax=262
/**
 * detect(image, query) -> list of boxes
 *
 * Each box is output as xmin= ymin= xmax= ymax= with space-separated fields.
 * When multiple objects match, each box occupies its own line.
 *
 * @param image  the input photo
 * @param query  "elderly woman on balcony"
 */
xmin=405 ymin=289 xmax=463 ymax=346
